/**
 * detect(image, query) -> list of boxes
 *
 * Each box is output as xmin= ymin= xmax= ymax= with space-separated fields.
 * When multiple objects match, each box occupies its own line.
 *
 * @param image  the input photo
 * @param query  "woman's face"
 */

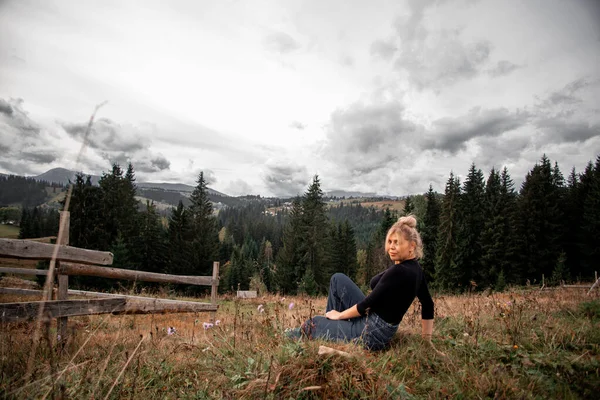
xmin=387 ymin=232 xmax=416 ymax=264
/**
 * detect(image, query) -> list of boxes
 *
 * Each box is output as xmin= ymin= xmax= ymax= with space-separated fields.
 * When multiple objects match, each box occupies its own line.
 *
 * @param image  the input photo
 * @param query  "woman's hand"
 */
xmin=325 ymin=310 xmax=341 ymax=320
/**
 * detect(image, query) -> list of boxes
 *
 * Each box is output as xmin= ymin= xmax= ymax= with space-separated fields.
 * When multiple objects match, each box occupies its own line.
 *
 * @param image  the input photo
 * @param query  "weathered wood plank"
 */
xmin=68 ymin=289 xmax=218 ymax=313
xmin=0 ymin=298 xmax=126 ymax=322
xmin=0 ymin=288 xmax=217 ymax=314
xmin=0 ymin=267 xmax=48 ymax=276
xmin=0 ymin=239 xmax=113 ymax=265
xmin=60 ymin=263 xmax=215 ymax=286
xmin=0 ymin=287 xmax=45 ymax=296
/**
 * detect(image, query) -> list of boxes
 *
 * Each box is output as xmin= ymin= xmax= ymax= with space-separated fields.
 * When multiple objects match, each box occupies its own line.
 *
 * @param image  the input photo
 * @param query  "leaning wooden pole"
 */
xmin=57 ymin=211 xmax=70 ymax=343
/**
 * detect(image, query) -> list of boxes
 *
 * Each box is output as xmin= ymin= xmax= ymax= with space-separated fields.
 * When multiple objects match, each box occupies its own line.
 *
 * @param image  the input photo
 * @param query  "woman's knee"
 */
xmin=331 ymin=272 xmax=348 ymax=283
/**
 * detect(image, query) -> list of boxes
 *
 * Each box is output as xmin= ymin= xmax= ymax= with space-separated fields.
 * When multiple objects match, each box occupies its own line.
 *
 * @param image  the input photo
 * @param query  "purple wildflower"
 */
xmin=167 ymin=327 xmax=176 ymax=335
xmin=288 ymin=302 xmax=294 ymax=310
xmin=215 ymin=319 xmax=221 ymax=326
xmin=203 ymin=322 xmax=214 ymax=330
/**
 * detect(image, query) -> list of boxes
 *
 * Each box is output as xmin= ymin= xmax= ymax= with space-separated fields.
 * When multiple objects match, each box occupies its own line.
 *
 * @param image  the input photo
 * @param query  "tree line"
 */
xmin=10 ymin=153 xmax=600 ymax=295
xmin=423 ymin=155 xmax=600 ymax=291
xmin=0 ymin=175 xmax=63 ymax=208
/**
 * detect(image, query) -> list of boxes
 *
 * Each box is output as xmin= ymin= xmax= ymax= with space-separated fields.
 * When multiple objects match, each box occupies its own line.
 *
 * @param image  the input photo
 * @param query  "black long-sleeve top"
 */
xmin=356 ymin=258 xmax=434 ymax=325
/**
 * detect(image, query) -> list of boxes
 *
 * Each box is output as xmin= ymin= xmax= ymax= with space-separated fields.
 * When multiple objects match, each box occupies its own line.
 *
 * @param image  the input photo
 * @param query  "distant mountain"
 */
xmin=35 ymin=168 xmax=101 ymax=185
xmin=137 ymin=182 xmax=227 ymax=197
xmin=33 ymin=168 xmax=227 ymax=196
xmin=324 ymin=189 xmax=378 ymax=198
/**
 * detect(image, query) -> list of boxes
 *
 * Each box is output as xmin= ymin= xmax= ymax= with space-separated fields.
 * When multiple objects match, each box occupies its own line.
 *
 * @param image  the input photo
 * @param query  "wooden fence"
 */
xmin=0 ymin=212 xmax=219 ymax=341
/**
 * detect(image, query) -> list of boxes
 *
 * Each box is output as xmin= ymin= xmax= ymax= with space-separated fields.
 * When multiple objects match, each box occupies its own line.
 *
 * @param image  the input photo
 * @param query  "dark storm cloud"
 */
xmin=262 ymin=163 xmax=310 ymax=197
xmin=488 ymin=60 xmax=521 ymax=77
xmin=535 ymin=118 xmax=600 ymax=143
xmin=151 ymin=156 xmax=170 ymax=171
xmin=61 ymin=118 xmax=145 ymax=152
xmin=98 ymin=151 xmax=172 ymax=174
xmin=474 ymin=134 xmax=533 ymax=171
xmin=328 ymin=100 xmax=419 ymax=155
xmin=0 ymin=98 xmax=41 ymax=137
xmin=21 ymin=151 xmax=58 ymax=164
xmin=0 ymin=99 xmax=13 ymax=116
xmin=425 ymin=107 xmax=531 ymax=153
xmin=264 ymin=32 xmax=301 ymax=54
xmin=539 ymin=78 xmax=590 ymax=108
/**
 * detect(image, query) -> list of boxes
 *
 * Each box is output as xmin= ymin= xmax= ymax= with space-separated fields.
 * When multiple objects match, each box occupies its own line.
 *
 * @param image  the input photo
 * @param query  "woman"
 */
xmin=288 ymin=215 xmax=435 ymax=351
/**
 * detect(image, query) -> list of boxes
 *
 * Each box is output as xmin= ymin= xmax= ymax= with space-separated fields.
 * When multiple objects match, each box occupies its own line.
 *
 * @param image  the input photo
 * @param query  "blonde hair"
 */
xmin=384 ymin=214 xmax=423 ymax=259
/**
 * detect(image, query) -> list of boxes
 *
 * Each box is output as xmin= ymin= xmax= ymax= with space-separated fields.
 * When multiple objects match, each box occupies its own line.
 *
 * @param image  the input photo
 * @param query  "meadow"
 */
xmin=0 ymin=285 xmax=599 ymax=399
xmin=0 ymin=224 xmax=19 ymax=239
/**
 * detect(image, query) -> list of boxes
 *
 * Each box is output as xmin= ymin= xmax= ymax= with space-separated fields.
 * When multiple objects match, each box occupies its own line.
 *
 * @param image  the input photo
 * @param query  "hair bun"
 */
xmin=397 ymin=215 xmax=417 ymax=228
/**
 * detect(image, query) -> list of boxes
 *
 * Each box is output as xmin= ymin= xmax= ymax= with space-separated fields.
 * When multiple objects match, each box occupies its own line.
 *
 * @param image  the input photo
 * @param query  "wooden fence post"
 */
xmin=210 ymin=261 xmax=219 ymax=322
xmin=57 ymin=211 xmax=70 ymax=344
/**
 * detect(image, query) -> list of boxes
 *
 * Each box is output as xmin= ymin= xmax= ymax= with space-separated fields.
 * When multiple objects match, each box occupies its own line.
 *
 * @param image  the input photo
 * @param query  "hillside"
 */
xmin=33 ymin=168 xmax=226 ymax=196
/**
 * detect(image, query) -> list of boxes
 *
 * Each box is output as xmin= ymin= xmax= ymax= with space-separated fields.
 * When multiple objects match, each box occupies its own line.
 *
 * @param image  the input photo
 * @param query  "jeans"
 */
xmin=301 ymin=273 xmax=399 ymax=351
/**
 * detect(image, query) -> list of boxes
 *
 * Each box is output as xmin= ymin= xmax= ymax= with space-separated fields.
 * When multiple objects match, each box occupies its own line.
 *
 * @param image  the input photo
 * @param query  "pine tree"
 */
xmin=480 ymin=168 xmax=503 ymax=288
xmin=341 ymin=219 xmax=358 ymax=279
xmin=188 ymin=172 xmax=220 ymax=276
xmin=167 ymin=200 xmax=193 ymax=275
xmin=422 ymin=185 xmax=440 ymax=283
xmin=435 ymin=172 xmax=461 ymax=291
xmin=403 ymin=196 xmax=414 ymax=215
xmin=276 ymin=197 xmax=304 ymax=294
xmin=562 ymin=167 xmax=582 ymax=280
xmin=300 ymin=175 xmax=330 ymax=292
xmin=18 ymin=208 xmax=31 ymax=239
xmin=581 ymin=156 xmax=600 ymax=279
xmin=499 ymin=167 xmax=521 ymax=285
xmin=518 ymin=155 xmax=564 ymax=282
xmin=68 ymin=174 xmax=104 ymax=250
xmin=457 ymin=163 xmax=485 ymax=288
xmin=133 ymin=201 xmax=168 ymax=273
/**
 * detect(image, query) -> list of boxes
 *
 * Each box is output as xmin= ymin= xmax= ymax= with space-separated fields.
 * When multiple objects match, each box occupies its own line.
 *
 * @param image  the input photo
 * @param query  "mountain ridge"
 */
xmin=32 ymin=168 xmax=227 ymax=197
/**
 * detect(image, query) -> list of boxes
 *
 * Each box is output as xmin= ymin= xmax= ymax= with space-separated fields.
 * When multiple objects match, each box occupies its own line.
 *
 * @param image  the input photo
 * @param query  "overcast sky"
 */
xmin=1 ymin=0 xmax=599 ymax=197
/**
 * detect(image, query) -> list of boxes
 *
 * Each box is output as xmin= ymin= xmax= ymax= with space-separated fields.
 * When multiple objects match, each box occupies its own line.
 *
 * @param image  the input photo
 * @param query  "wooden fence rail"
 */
xmin=59 ymin=262 xmax=214 ymax=286
xmin=0 ymin=238 xmax=113 ymax=265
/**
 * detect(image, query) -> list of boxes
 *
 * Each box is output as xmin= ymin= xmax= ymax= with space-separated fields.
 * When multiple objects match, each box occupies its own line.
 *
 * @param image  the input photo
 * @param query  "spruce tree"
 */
xmin=499 ymin=167 xmax=520 ymax=285
xmin=457 ymin=163 xmax=485 ymax=288
xmin=403 ymin=196 xmax=414 ymax=215
xmin=188 ymin=172 xmax=220 ymax=276
xmin=276 ymin=197 xmax=304 ymax=294
xmin=581 ymin=156 xmax=600 ymax=279
xmin=422 ymin=185 xmax=440 ymax=283
xmin=167 ymin=200 xmax=194 ymax=275
xmin=133 ymin=201 xmax=168 ymax=273
xmin=518 ymin=155 xmax=563 ymax=282
xmin=435 ymin=172 xmax=461 ymax=291
xmin=300 ymin=175 xmax=330 ymax=292
xmin=480 ymin=168 xmax=503 ymax=288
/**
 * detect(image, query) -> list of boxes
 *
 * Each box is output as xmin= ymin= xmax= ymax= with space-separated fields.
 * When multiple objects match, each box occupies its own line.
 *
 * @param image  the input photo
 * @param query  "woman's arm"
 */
xmin=325 ymin=305 xmax=360 ymax=320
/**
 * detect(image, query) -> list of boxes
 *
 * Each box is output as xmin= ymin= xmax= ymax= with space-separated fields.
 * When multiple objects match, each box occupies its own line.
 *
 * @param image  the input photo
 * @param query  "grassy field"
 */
xmin=0 ymin=287 xmax=599 ymax=399
xmin=0 ymin=224 xmax=19 ymax=239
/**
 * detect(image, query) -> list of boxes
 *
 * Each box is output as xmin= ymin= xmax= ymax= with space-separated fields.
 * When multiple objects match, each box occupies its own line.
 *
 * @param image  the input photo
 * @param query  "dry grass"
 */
xmin=1 ymin=287 xmax=599 ymax=399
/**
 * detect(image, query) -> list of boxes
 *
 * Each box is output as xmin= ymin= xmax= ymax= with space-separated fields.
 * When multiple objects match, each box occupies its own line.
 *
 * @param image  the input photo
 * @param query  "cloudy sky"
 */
xmin=1 ymin=0 xmax=599 ymax=197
